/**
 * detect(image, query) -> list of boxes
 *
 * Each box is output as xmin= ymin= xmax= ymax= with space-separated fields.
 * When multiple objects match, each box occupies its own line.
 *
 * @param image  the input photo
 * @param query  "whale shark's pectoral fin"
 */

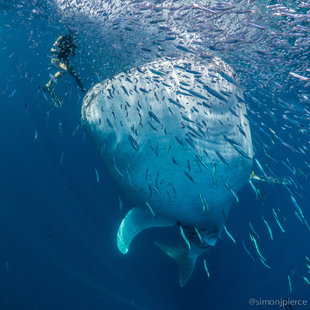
xmin=154 ymin=242 xmax=199 ymax=287
xmin=117 ymin=207 xmax=175 ymax=254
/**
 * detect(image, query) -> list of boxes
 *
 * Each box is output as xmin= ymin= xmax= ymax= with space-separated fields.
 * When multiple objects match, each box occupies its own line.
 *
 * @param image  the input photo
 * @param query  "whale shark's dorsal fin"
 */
xmin=154 ymin=242 xmax=198 ymax=287
xmin=117 ymin=207 xmax=175 ymax=254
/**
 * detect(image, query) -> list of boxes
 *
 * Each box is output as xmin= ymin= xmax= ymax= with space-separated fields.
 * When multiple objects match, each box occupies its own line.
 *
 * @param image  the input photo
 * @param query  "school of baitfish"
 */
xmin=6 ymin=0 xmax=310 ymax=289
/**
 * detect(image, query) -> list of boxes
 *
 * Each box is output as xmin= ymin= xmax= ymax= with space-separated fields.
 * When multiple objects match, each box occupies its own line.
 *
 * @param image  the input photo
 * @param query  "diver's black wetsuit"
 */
xmin=53 ymin=34 xmax=77 ymax=61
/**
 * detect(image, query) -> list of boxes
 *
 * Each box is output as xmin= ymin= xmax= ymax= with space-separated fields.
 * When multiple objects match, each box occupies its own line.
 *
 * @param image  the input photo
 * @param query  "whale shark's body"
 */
xmin=82 ymin=54 xmax=253 ymax=285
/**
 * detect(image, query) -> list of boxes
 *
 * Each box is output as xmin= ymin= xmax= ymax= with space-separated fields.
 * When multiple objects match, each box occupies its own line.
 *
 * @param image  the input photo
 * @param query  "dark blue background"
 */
xmin=0 ymin=5 xmax=309 ymax=310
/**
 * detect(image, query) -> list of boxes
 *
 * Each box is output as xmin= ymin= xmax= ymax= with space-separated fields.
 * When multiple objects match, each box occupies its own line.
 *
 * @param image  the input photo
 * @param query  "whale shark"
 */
xmin=82 ymin=53 xmax=253 ymax=286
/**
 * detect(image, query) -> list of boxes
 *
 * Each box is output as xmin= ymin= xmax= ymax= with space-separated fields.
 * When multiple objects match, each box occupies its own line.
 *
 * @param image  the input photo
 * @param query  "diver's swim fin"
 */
xmin=117 ymin=207 xmax=175 ymax=255
xmin=51 ymin=93 xmax=63 ymax=107
xmin=43 ymin=86 xmax=63 ymax=107
xmin=154 ymin=242 xmax=198 ymax=287
xmin=49 ymin=90 xmax=63 ymax=107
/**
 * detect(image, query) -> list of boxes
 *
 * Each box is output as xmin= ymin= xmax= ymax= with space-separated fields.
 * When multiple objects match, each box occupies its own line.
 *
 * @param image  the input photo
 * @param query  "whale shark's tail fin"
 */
xmin=154 ymin=242 xmax=198 ymax=287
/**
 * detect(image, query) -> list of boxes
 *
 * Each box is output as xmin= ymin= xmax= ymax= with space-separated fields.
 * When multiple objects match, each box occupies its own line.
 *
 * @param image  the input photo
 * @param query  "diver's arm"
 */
xmin=50 ymin=36 xmax=63 ymax=53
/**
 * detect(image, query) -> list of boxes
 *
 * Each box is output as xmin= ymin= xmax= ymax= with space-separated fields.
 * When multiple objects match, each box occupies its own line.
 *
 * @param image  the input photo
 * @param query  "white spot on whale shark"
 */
xmin=82 ymin=54 xmax=253 ymax=286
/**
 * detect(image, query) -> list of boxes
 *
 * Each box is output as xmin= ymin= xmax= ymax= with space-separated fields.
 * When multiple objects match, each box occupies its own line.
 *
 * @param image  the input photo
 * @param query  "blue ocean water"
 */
xmin=1 ymin=1 xmax=310 ymax=310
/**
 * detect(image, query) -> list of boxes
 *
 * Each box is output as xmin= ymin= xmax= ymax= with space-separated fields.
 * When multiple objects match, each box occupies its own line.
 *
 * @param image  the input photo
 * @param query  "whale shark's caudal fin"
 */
xmin=154 ymin=242 xmax=198 ymax=287
xmin=117 ymin=207 xmax=175 ymax=254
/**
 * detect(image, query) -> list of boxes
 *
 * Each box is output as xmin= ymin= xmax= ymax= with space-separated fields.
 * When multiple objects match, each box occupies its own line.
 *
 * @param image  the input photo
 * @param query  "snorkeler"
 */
xmin=44 ymin=28 xmax=86 ymax=107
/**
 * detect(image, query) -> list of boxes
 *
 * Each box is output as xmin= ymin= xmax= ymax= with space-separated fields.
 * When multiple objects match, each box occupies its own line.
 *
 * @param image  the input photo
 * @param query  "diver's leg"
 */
xmin=45 ymin=79 xmax=53 ymax=89
xmin=45 ymin=61 xmax=66 ymax=90
xmin=46 ymin=70 xmax=64 ymax=88
xmin=45 ymin=70 xmax=65 ymax=107
xmin=54 ymin=71 xmax=64 ymax=80
xmin=46 ymin=59 xmax=65 ymax=89
xmin=46 ymin=58 xmax=58 ymax=90
xmin=49 ymin=62 xmax=68 ymax=107
xmin=67 ymin=64 xmax=86 ymax=93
